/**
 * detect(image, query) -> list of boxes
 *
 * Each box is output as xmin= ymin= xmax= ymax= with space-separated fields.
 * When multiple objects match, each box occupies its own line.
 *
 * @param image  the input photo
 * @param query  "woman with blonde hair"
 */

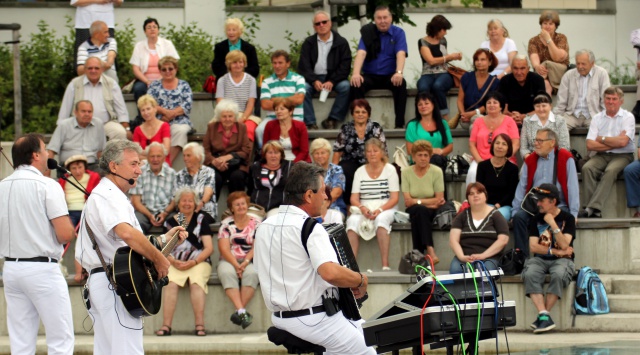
xmin=480 ymin=19 xmax=518 ymax=79
xmin=133 ymin=94 xmax=171 ymax=164
xmin=310 ymin=138 xmax=346 ymax=217
xmin=212 ymin=18 xmax=260 ymax=80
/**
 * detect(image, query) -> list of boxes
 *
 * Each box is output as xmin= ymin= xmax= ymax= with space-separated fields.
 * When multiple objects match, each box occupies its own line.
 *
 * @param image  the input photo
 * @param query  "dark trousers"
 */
xmin=213 ymin=167 xmax=248 ymax=201
xmin=351 ymin=74 xmax=407 ymax=128
xmin=407 ymin=205 xmax=437 ymax=252
xmin=338 ymin=159 xmax=363 ymax=207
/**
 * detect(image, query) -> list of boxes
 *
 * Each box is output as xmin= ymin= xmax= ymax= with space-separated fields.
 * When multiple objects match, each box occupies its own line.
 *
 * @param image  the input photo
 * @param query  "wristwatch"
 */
xmin=546 ymin=39 xmax=551 ymax=44
xmin=396 ymin=70 xmax=403 ymax=75
xmin=552 ymin=228 xmax=561 ymax=235
xmin=417 ymin=199 xmax=422 ymax=205
xmin=601 ymin=136 xmax=606 ymax=143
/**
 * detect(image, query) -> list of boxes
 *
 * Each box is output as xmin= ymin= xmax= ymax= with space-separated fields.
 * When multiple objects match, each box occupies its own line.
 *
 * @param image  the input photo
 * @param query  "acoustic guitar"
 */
xmin=112 ymin=213 xmax=186 ymax=318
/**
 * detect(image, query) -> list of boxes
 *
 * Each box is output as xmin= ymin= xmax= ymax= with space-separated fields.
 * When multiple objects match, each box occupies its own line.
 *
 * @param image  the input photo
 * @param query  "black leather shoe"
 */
xmin=307 ymin=124 xmax=319 ymax=130
xmin=321 ymin=119 xmax=335 ymax=129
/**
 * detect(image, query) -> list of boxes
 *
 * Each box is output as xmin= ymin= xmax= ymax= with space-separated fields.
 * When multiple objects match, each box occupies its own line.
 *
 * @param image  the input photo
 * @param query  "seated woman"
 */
xmin=346 ymin=138 xmax=399 ymax=271
xmin=156 ymin=187 xmax=215 ymax=337
xmin=528 ymin=10 xmax=569 ymax=95
xmin=405 ymin=92 xmax=453 ymax=171
xmin=457 ymin=48 xmax=500 ymax=131
xmin=467 ymin=91 xmax=520 ymax=185
xmin=520 ymin=92 xmax=570 ymax=160
xmin=480 ymin=19 xmax=517 ymax=79
xmin=332 ymin=99 xmax=387 ymax=208
xmin=417 ymin=14 xmax=462 ymax=120
xmin=247 ymin=140 xmax=293 ymax=217
xmin=203 ymin=99 xmax=252 ymax=200
xmin=217 ymin=191 xmax=260 ymax=329
xmin=310 ymin=138 xmax=346 ymax=218
xmin=263 ymin=97 xmax=310 ymax=163
xmin=147 ymin=56 xmax=194 ymax=165
xmin=133 ymin=94 xmax=171 ymax=165
xmin=476 ymin=133 xmax=519 ymax=220
xmin=215 ymin=50 xmax=260 ymax=141
xmin=449 ymin=182 xmax=509 ymax=274
xmin=172 ymin=143 xmax=217 ymax=221
xmin=321 ymin=185 xmax=344 ymax=224
xmin=401 ymin=140 xmax=445 ymax=264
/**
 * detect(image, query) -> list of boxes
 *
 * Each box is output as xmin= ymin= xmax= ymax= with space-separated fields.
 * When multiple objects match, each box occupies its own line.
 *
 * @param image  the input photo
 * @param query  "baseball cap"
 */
xmin=533 ymin=183 xmax=559 ymax=200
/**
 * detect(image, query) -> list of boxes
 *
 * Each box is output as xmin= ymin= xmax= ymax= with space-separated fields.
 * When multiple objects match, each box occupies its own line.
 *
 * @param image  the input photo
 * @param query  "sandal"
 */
xmin=156 ymin=325 xmax=172 ymax=336
xmin=194 ymin=324 xmax=206 ymax=336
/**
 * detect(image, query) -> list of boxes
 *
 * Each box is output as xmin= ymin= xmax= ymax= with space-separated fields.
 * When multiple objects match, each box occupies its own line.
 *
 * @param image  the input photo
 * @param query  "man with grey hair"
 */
xmin=298 ymin=10 xmax=352 ymax=129
xmin=130 ymin=142 xmax=177 ymax=234
xmin=580 ymin=87 xmax=635 ymax=218
xmin=554 ymin=49 xmax=610 ymax=130
xmin=498 ymin=54 xmax=546 ymax=125
xmin=254 ymin=161 xmax=375 ymax=354
xmin=76 ymin=139 xmax=186 ymax=354
xmin=77 ymin=20 xmax=118 ymax=81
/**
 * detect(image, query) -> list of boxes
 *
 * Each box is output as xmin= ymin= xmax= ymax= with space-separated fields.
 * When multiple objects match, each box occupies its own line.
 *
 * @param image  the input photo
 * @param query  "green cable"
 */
xmin=466 ymin=262 xmax=481 ymax=355
xmin=415 ymin=265 xmax=466 ymax=354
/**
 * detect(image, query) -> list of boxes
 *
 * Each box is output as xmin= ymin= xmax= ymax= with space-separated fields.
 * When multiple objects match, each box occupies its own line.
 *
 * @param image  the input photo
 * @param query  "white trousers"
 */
xmin=104 ymin=120 xmax=127 ymax=141
xmin=87 ymin=272 xmax=144 ymax=355
xmin=3 ymin=261 xmax=74 ymax=355
xmin=271 ymin=310 xmax=376 ymax=355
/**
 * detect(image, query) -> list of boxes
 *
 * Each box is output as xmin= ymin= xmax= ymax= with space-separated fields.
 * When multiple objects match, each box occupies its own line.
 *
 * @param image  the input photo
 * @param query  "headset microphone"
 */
xmin=111 ymin=172 xmax=135 ymax=185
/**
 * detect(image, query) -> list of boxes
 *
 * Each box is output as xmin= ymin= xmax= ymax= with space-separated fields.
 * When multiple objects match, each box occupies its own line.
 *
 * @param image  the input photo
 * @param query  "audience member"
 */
xmin=71 ymin=0 xmax=120 ymax=61
xmin=476 ymin=133 xmax=519 ymax=219
xmin=247 ymin=140 xmax=293 ymax=216
xmin=332 ymin=99 xmax=387 ymax=207
xmin=217 ymin=191 xmax=261 ymax=329
xmin=203 ymin=99 xmax=252 ymax=199
xmin=511 ymin=128 xmax=579 ymax=257
xmin=554 ymin=49 xmax=610 ymax=130
xmin=521 ymin=92 xmax=570 ymax=160
xmin=624 ymin=136 xmax=640 ymax=217
xmin=77 ymin=21 xmax=118 ymax=81
xmin=133 ymin=95 xmax=171 ymax=165
xmin=522 ymin=184 xmax=575 ymax=334
xmin=528 ymin=10 xmax=569 ymax=95
xmin=498 ymin=54 xmax=545 ymax=126
xmin=351 ymin=5 xmax=408 ymax=128
xmin=170 ymin=143 xmax=217 ymax=221
xmin=402 ymin=140 xmax=445 ymax=264
xmin=215 ymin=50 xmax=260 ymax=141
xmin=580 ymin=87 xmax=635 ymax=218
xmin=130 ymin=18 xmax=180 ymax=118
xmin=58 ymin=154 xmax=100 ymax=228
xmin=457 ymin=49 xmax=500 ymax=131
xmin=417 ymin=14 xmax=461 ymax=119
xmin=147 ymin=56 xmax=194 ymax=164
xmin=406 ymin=92 xmax=453 ymax=172
xmin=346 ymin=138 xmax=399 ymax=271
xmin=256 ymin=50 xmax=305 ymax=146
xmin=480 ymin=19 xmax=518 ymax=79
xmin=467 ymin=91 xmax=520 ymax=185
xmin=263 ymin=97 xmax=311 ymax=162
xmin=634 ymin=39 xmax=640 ymax=122
xmin=212 ymin=18 xmax=260 ymax=80
xmin=130 ymin=142 xmax=177 ymax=235
xmin=298 ymin=11 xmax=352 ymax=129
xmin=449 ymin=182 xmax=509 ymax=273
xmin=310 ymin=138 xmax=346 ymax=218
xmin=321 ymin=185 xmax=344 ymax=224
xmin=48 ymin=100 xmax=106 ymax=172
xmin=156 ymin=187 xmax=215 ymax=337
xmin=58 ymin=57 xmax=129 ymax=140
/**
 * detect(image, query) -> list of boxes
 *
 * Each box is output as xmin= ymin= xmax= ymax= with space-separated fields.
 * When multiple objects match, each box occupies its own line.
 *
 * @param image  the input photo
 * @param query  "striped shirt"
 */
xmin=260 ymin=70 xmax=306 ymax=121
xmin=352 ymin=163 xmax=400 ymax=202
xmin=129 ymin=162 xmax=177 ymax=214
xmin=215 ymin=72 xmax=257 ymax=112
xmin=77 ymin=37 xmax=118 ymax=67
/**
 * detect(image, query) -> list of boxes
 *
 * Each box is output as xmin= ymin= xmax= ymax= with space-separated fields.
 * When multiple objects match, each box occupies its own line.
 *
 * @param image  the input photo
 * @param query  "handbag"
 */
xmin=203 ymin=75 xmax=217 ymax=94
xmin=446 ymin=155 xmax=470 ymax=176
xmin=393 ymin=145 xmax=411 ymax=170
xmin=121 ymin=79 xmax=135 ymax=94
xmin=521 ymin=149 xmax=558 ymax=216
xmin=499 ymin=248 xmax=526 ymax=275
xmin=398 ymin=249 xmax=430 ymax=275
xmin=447 ymin=64 xmax=466 ymax=88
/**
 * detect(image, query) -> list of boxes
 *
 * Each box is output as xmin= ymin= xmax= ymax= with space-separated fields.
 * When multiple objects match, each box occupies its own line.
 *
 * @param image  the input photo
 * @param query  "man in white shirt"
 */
xmin=0 ymin=133 xmax=75 ymax=354
xmin=254 ymin=162 xmax=375 ymax=355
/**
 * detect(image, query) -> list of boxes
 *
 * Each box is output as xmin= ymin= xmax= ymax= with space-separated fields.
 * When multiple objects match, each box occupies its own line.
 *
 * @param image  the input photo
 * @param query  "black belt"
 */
xmin=274 ymin=305 xmax=326 ymax=318
xmin=90 ymin=267 xmax=106 ymax=275
xmin=5 ymin=257 xmax=58 ymax=263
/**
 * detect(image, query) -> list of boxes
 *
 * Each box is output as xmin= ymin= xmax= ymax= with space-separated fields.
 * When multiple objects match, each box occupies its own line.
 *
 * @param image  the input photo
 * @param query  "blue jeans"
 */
xmin=489 ymin=204 xmax=512 ymax=220
xmin=624 ymin=160 xmax=640 ymax=208
xmin=303 ymin=76 xmax=350 ymax=125
xmin=449 ymin=256 xmax=500 ymax=274
xmin=416 ymin=73 xmax=453 ymax=115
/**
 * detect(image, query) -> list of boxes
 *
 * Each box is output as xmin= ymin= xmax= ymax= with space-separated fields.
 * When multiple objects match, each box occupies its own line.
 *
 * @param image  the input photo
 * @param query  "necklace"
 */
xmin=493 ymin=163 xmax=505 ymax=177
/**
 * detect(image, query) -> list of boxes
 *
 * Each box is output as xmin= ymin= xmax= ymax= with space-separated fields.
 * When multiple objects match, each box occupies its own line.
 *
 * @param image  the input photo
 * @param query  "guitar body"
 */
xmin=112 ymin=236 xmax=167 ymax=318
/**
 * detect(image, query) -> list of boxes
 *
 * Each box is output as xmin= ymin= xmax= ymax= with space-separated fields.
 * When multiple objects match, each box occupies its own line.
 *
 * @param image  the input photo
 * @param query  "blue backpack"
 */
xmin=572 ymin=266 xmax=609 ymax=323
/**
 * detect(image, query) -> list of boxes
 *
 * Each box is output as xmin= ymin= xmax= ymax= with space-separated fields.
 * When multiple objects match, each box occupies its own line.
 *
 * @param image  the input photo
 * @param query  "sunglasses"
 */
xmin=160 ymin=67 xmax=175 ymax=72
xmin=488 ymin=132 xmax=493 ymax=145
xmin=314 ymin=20 xmax=329 ymax=27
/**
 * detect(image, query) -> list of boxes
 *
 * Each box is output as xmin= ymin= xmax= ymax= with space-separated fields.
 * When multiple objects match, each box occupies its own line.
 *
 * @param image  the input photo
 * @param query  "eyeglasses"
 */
xmin=488 ymin=132 xmax=493 ymax=144
xmin=533 ymin=138 xmax=552 ymax=144
xmin=145 ymin=25 xmax=159 ymax=30
xmin=160 ymin=67 xmax=175 ymax=72
xmin=314 ymin=20 xmax=329 ymax=27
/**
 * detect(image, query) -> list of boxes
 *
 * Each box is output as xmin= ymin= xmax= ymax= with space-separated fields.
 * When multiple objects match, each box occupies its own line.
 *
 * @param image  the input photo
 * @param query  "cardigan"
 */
xmin=211 ymin=39 xmax=260 ymax=79
xmin=263 ymin=120 xmax=311 ymax=163
xmin=203 ymin=121 xmax=253 ymax=173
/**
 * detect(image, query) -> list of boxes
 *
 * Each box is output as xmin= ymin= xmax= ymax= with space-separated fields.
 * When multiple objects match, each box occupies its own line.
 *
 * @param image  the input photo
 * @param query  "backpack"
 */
xmin=572 ymin=266 xmax=609 ymax=325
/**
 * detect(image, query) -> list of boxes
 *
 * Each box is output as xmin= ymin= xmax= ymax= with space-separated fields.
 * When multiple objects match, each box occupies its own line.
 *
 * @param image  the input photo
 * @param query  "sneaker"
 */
xmin=240 ymin=312 xmax=253 ymax=329
xmin=533 ymin=314 xmax=556 ymax=333
xmin=530 ymin=316 xmax=541 ymax=330
xmin=230 ymin=311 xmax=242 ymax=326
xmin=591 ymin=209 xmax=602 ymax=218
xmin=578 ymin=209 xmax=590 ymax=218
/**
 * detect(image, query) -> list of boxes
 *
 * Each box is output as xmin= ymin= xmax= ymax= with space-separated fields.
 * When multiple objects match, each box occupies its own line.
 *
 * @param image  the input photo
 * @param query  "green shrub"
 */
xmin=164 ymin=22 xmax=215 ymax=90
xmin=114 ymin=19 xmax=137 ymax=86
xmin=0 ymin=45 xmax=13 ymax=141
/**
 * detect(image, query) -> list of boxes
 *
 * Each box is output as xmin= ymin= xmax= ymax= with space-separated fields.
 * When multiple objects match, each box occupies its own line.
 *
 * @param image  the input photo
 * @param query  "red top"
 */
xmin=133 ymin=121 xmax=171 ymax=165
xmin=263 ymin=119 xmax=311 ymax=163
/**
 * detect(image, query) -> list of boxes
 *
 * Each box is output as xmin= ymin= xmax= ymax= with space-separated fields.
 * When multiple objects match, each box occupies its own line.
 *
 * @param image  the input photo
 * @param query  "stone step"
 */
xmin=607 ymin=294 xmax=640 ymax=313
xmin=572 ymin=312 xmax=640 ymax=332
xmin=610 ymin=276 xmax=640 ymax=295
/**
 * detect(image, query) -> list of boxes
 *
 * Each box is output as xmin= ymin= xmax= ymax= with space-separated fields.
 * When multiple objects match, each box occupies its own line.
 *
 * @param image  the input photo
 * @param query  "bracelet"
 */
xmin=377 ymin=208 xmax=384 ymax=213
xmin=194 ymin=259 xmax=199 ymax=265
xmin=357 ymin=272 xmax=364 ymax=288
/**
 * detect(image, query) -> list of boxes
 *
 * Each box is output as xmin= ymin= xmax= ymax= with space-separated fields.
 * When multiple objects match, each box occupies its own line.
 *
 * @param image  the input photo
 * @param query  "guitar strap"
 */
xmin=84 ymin=219 xmax=118 ymax=292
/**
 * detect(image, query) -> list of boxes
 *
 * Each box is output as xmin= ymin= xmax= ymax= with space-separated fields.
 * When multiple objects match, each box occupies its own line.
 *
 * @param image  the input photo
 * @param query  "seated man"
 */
xmin=350 ymin=5 xmax=407 ymax=129
xmin=77 ymin=20 xmax=118 ymax=81
xmin=580 ymin=86 xmax=635 ymax=218
xmin=47 ymin=100 xmax=106 ymax=172
xmin=511 ymin=128 xmax=579 ymax=257
xmin=58 ymin=57 xmax=130 ymax=141
xmin=298 ymin=11 xmax=352 ymax=129
xmin=522 ymin=183 xmax=576 ymax=334
xmin=554 ymin=49 xmax=610 ymax=130
xmin=498 ymin=54 xmax=545 ymax=126
xmin=130 ymin=142 xmax=177 ymax=234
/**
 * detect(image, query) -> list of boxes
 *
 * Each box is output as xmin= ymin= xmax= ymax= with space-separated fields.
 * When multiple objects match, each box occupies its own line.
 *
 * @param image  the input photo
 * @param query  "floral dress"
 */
xmin=332 ymin=120 xmax=387 ymax=164
xmin=147 ymin=79 xmax=194 ymax=128
xmin=325 ymin=163 xmax=347 ymax=215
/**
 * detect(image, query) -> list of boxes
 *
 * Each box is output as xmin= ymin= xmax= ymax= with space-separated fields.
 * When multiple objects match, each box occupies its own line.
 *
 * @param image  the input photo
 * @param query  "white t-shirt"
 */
xmin=71 ymin=0 xmax=121 ymax=29
xmin=351 ymin=163 xmax=400 ymax=204
xmin=480 ymin=38 xmax=517 ymax=76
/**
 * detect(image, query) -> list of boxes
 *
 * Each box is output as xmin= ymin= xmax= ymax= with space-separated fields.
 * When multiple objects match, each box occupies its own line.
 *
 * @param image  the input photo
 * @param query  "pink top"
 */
xmin=133 ymin=121 xmax=171 ymax=165
xmin=470 ymin=115 xmax=520 ymax=164
xmin=145 ymin=52 xmax=161 ymax=81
